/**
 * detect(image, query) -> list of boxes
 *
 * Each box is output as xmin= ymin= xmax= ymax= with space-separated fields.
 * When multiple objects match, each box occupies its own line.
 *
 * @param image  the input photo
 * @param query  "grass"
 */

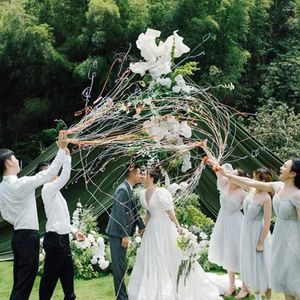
xmin=0 ymin=261 xmax=114 ymax=300
xmin=0 ymin=261 xmax=284 ymax=300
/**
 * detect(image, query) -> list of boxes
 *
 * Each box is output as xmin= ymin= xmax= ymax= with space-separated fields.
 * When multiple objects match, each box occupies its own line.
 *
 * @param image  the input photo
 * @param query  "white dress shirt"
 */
xmin=0 ymin=149 xmax=66 ymax=230
xmin=125 ymin=180 xmax=133 ymax=191
xmin=42 ymin=155 xmax=77 ymax=235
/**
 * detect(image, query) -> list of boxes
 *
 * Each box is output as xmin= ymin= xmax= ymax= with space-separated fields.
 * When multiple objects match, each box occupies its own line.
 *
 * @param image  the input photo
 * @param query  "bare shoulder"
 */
xmin=261 ymin=192 xmax=272 ymax=203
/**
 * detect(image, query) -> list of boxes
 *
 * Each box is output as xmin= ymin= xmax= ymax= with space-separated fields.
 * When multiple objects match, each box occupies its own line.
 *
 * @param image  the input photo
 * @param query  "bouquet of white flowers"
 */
xmin=71 ymin=201 xmax=110 ymax=279
xmin=176 ymin=227 xmax=209 ymax=289
xmin=125 ymin=230 xmax=143 ymax=271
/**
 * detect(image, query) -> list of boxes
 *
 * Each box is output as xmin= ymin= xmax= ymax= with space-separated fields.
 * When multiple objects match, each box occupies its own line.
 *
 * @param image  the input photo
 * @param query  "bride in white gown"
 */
xmin=127 ymin=166 xmax=222 ymax=300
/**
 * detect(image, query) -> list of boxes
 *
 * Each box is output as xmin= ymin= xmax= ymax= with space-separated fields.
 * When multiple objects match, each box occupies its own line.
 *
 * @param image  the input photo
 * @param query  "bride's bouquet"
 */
xmin=176 ymin=227 xmax=209 ymax=288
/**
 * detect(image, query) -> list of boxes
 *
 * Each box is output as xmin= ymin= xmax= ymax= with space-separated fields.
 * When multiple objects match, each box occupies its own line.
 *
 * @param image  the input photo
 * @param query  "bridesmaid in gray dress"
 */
xmin=200 ymin=142 xmax=249 ymax=297
xmin=235 ymin=168 xmax=272 ymax=300
xmin=220 ymin=159 xmax=300 ymax=300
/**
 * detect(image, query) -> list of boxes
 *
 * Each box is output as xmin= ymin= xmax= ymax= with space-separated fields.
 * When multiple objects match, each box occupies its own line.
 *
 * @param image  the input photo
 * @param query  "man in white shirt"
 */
xmin=0 ymin=131 xmax=68 ymax=300
xmin=36 ymin=148 xmax=85 ymax=300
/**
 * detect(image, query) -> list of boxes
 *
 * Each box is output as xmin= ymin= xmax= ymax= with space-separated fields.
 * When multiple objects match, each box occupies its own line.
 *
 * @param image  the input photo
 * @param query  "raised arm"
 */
xmin=15 ymin=131 xmax=68 ymax=195
xmin=200 ymin=140 xmax=228 ymax=189
xmin=45 ymin=151 xmax=71 ymax=193
xmin=219 ymin=167 xmax=276 ymax=193
xmin=199 ymin=140 xmax=218 ymax=164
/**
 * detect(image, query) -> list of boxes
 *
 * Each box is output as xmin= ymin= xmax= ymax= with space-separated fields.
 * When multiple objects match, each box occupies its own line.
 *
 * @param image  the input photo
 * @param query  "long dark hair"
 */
xmin=291 ymin=159 xmax=300 ymax=189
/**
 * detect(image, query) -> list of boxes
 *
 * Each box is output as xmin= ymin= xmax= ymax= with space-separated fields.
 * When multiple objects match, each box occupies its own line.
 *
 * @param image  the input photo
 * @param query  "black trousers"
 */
xmin=10 ymin=229 xmax=40 ymax=300
xmin=39 ymin=232 xmax=76 ymax=300
xmin=109 ymin=236 xmax=128 ymax=300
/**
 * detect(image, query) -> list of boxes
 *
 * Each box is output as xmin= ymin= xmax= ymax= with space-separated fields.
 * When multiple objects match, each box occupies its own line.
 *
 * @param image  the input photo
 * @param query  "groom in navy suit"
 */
xmin=106 ymin=162 xmax=145 ymax=300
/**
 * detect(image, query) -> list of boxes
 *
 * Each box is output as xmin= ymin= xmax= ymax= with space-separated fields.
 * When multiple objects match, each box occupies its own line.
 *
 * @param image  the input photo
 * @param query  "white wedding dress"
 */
xmin=127 ymin=187 xmax=221 ymax=300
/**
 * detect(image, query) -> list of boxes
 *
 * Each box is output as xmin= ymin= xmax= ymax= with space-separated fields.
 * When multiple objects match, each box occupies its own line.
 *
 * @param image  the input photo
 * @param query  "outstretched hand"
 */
xmin=198 ymin=139 xmax=207 ymax=149
xmin=216 ymin=165 xmax=226 ymax=175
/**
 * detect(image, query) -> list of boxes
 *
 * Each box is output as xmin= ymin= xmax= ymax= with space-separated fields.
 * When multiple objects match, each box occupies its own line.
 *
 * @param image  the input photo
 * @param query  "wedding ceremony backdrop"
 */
xmin=0 ymin=0 xmax=299 ymax=260
xmin=0 ymin=122 xmax=282 ymax=258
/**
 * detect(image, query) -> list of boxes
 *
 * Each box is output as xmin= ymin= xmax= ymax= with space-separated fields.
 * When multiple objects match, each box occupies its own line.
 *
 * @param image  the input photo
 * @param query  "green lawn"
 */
xmin=0 ymin=261 xmax=114 ymax=300
xmin=0 ymin=261 xmax=284 ymax=300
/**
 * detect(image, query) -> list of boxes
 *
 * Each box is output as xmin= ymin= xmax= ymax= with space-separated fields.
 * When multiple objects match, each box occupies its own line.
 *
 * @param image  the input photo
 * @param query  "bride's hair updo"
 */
xmin=148 ymin=166 xmax=163 ymax=184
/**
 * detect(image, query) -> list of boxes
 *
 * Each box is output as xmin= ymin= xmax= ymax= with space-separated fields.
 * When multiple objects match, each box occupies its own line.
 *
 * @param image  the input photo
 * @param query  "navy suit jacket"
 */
xmin=106 ymin=181 xmax=145 ymax=238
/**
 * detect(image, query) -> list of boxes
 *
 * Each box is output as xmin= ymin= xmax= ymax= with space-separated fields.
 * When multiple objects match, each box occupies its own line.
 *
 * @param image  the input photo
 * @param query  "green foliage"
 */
xmin=85 ymin=0 xmax=121 ymax=51
xmin=71 ymin=244 xmax=100 ymax=279
xmin=1 ymin=0 xmax=300 ymax=166
xmin=198 ymin=248 xmax=224 ymax=272
xmin=241 ymin=100 xmax=300 ymax=160
xmin=176 ymin=193 xmax=214 ymax=229
xmin=117 ymin=0 xmax=149 ymax=41
xmin=173 ymin=62 xmax=200 ymax=77
xmin=73 ymin=56 xmax=108 ymax=81
xmin=260 ymin=47 xmax=300 ymax=112
xmin=66 ymin=205 xmax=110 ymax=279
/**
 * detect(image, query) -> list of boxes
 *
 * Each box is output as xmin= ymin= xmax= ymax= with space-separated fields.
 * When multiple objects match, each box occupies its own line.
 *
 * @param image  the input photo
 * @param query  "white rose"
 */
xmin=188 ymin=233 xmax=197 ymax=242
xmin=172 ymin=75 xmax=191 ymax=94
xmin=200 ymin=232 xmax=208 ymax=240
xmin=167 ymin=183 xmax=180 ymax=196
xmin=87 ymin=234 xmax=95 ymax=243
xmin=96 ymin=236 xmax=105 ymax=245
xmin=99 ymin=259 xmax=110 ymax=270
xmin=91 ymin=256 xmax=98 ymax=265
xmin=156 ymin=77 xmax=172 ymax=88
xmin=199 ymin=240 xmax=209 ymax=248
xmin=135 ymin=236 xmax=142 ymax=244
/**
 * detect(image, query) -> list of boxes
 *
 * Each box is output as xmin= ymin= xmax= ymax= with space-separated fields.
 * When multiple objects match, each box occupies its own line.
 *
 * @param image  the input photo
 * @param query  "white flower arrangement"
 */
xmin=176 ymin=227 xmax=209 ymax=288
xmin=172 ymin=75 xmax=192 ymax=94
xmin=143 ymin=116 xmax=192 ymax=143
xmin=167 ymin=181 xmax=189 ymax=196
xmin=71 ymin=201 xmax=110 ymax=278
xmin=129 ymin=28 xmax=193 ymax=96
xmin=129 ymin=29 xmax=190 ymax=79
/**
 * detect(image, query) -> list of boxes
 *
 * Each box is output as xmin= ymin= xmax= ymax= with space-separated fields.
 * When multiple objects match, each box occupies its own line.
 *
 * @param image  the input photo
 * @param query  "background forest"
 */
xmin=0 ymin=0 xmax=299 ymax=164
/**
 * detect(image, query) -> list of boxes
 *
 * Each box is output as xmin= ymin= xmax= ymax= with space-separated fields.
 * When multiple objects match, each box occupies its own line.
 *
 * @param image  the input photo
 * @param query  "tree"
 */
xmin=242 ymin=100 xmax=300 ymax=161
xmin=259 ymin=0 xmax=300 ymax=111
xmin=0 ymin=2 xmax=71 ymax=147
